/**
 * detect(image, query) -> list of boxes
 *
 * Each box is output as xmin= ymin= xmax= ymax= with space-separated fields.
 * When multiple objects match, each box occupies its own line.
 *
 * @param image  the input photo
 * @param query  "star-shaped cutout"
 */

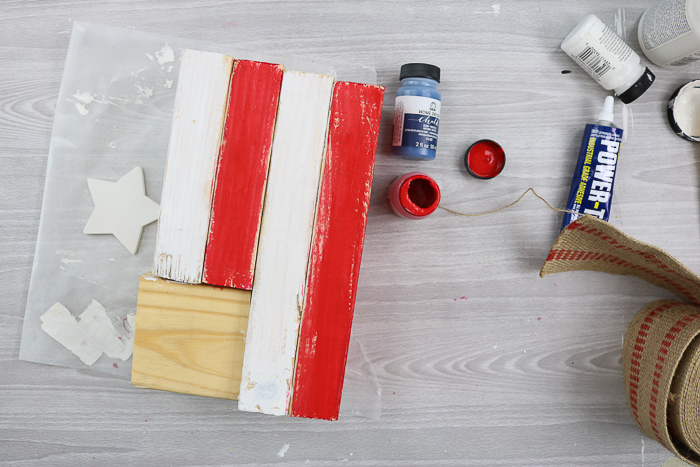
xmin=83 ymin=166 xmax=160 ymax=254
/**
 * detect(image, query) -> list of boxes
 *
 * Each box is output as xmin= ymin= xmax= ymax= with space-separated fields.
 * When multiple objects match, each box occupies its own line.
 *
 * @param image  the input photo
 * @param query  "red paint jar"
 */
xmin=386 ymin=172 xmax=441 ymax=219
xmin=465 ymin=139 xmax=505 ymax=179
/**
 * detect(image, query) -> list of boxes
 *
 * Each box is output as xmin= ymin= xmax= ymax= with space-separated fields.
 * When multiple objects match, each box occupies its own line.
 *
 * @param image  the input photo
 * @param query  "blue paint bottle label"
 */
xmin=561 ymin=124 xmax=623 ymax=230
xmin=392 ymin=96 xmax=441 ymax=151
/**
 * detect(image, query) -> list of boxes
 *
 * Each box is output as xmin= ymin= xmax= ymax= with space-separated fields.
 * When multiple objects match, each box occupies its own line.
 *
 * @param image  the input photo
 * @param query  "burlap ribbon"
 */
xmin=541 ymin=215 xmax=700 ymax=465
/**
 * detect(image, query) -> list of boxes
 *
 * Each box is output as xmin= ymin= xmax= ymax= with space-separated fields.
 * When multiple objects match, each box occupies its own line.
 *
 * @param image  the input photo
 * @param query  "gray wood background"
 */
xmin=2 ymin=0 xmax=698 ymax=465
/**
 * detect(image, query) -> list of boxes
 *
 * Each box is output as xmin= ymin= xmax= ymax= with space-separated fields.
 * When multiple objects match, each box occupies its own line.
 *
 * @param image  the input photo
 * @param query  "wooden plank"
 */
xmin=203 ymin=60 xmax=284 ymax=290
xmin=131 ymin=273 xmax=250 ymax=400
xmin=290 ymin=81 xmax=385 ymax=420
xmin=153 ymin=49 xmax=233 ymax=284
xmin=237 ymin=71 xmax=334 ymax=416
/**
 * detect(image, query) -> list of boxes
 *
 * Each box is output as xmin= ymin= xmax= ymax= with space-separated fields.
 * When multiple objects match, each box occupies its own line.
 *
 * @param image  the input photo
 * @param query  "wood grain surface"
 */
xmin=131 ymin=274 xmax=250 ymax=401
xmin=238 ymin=70 xmax=334 ymax=416
xmin=2 ymin=0 xmax=699 ymax=465
xmin=203 ymin=60 xmax=284 ymax=291
xmin=291 ymin=82 xmax=385 ymax=421
xmin=154 ymin=49 xmax=233 ymax=284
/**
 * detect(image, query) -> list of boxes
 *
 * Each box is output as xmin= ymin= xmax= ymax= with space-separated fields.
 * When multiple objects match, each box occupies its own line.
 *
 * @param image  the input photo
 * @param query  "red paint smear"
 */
xmin=467 ymin=140 xmax=505 ymax=179
xmin=203 ymin=61 xmax=283 ymax=290
xmin=290 ymin=82 xmax=384 ymax=420
xmin=113 ymin=363 xmax=119 ymax=368
xmin=398 ymin=174 xmax=440 ymax=216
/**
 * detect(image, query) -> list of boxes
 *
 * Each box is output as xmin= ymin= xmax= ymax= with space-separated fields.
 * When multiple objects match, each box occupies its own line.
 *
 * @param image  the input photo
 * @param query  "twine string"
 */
xmin=438 ymin=187 xmax=577 ymax=217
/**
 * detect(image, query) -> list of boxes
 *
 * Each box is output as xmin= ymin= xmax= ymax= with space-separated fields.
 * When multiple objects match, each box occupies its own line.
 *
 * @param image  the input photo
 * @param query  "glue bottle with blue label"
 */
xmin=392 ymin=63 xmax=441 ymax=160
xmin=561 ymin=96 xmax=623 ymax=230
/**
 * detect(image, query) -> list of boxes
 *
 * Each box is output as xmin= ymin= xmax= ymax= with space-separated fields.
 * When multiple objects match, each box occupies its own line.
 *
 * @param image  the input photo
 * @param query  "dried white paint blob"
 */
xmin=134 ymin=83 xmax=154 ymax=99
xmin=164 ymin=79 xmax=173 ymax=89
xmin=155 ymin=44 xmax=175 ymax=65
xmin=72 ymin=91 xmax=95 ymax=104
xmin=60 ymin=257 xmax=82 ymax=264
xmin=40 ymin=300 xmax=136 ymax=365
xmin=74 ymin=103 xmax=89 ymax=115
xmin=277 ymin=444 xmax=290 ymax=458
xmin=492 ymin=4 xmax=500 ymax=14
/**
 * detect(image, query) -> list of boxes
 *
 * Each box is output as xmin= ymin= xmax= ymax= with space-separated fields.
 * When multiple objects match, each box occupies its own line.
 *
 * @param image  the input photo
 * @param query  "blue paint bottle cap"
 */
xmin=400 ymin=63 xmax=440 ymax=83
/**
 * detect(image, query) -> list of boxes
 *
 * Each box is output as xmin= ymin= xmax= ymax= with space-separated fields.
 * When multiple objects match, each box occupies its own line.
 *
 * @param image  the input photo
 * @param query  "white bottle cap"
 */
xmin=598 ymin=96 xmax=615 ymax=124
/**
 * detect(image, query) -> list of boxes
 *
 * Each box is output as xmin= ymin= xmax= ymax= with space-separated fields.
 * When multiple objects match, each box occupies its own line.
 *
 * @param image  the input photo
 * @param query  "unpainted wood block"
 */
xmin=131 ymin=273 xmax=250 ymax=400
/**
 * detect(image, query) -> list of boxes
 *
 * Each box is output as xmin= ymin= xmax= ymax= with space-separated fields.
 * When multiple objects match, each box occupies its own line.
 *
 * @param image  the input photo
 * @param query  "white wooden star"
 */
xmin=83 ymin=166 xmax=160 ymax=254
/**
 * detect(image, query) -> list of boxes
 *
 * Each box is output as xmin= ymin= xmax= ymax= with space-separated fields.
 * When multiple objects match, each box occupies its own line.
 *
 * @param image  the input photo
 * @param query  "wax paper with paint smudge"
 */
xmin=20 ymin=21 xmax=377 ymax=379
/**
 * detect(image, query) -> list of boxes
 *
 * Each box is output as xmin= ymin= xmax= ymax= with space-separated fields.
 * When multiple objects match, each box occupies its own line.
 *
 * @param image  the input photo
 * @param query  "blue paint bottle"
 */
xmin=392 ymin=63 xmax=441 ymax=161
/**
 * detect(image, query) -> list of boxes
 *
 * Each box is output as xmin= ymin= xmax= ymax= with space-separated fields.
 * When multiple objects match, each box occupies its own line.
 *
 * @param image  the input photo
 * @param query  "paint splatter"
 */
xmin=107 ymin=141 xmax=117 ymax=149
xmin=277 ymin=444 xmax=290 ymax=458
xmin=538 ymin=317 xmax=542 ymax=321
xmin=134 ymin=83 xmax=153 ymax=99
xmin=60 ymin=257 xmax=83 ymax=264
xmin=75 ymin=103 xmax=89 ymax=115
xmin=492 ymin=4 xmax=501 ymax=14
xmin=164 ymin=79 xmax=173 ymax=89
xmin=622 ymin=103 xmax=634 ymax=141
xmin=40 ymin=300 xmax=136 ymax=365
xmin=614 ymin=8 xmax=627 ymax=41
xmin=155 ymin=44 xmax=175 ymax=65
xmin=72 ymin=91 xmax=95 ymax=104
xmin=561 ymin=70 xmax=572 ymax=74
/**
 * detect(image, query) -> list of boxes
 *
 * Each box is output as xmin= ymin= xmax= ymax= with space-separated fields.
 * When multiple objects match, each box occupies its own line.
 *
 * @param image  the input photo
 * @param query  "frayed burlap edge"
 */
xmin=540 ymin=215 xmax=700 ymax=305
xmin=541 ymin=216 xmax=700 ymax=465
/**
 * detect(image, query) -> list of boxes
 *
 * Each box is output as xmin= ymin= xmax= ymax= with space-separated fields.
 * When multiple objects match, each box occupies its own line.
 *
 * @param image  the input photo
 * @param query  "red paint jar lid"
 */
xmin=465 ymin=139 xmax=505 ymax=179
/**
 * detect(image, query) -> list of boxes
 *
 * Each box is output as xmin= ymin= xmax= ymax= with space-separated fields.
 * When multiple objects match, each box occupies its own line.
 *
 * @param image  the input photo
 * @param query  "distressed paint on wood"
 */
xmin=290 ymin=81 xmax=385 ymax=420
xmin=237 ymin=70 xmax=334 ymax=416
xmin=203 ymin=60 xmax=284 ymax=290
xmin=153 ymin=49 xmax=233 ymax=284
xmin=131 ymin=273 xmax=250 ymax=400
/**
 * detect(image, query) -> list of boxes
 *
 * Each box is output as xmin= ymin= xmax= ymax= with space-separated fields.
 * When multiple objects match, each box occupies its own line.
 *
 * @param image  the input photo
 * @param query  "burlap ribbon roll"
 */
xmin=541 ymin=215 xmax=700 ymax=465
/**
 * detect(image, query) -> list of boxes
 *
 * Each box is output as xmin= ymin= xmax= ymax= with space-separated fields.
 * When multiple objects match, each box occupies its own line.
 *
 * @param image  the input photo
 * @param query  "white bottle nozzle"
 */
xmin=598 ymin=96 xmax=615 ymax=123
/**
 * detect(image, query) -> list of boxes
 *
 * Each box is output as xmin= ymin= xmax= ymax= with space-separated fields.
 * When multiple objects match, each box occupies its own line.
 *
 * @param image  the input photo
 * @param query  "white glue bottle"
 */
xmin=639 ymin=0 xmax=700 ymax=66
xmin=562 ymin=14 xmax=655 ymax=104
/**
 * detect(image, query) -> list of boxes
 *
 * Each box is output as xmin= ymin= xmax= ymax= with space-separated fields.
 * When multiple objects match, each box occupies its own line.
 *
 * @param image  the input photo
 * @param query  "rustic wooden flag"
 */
xmin=203 ymin=60 xmax=284 ymax=290
xmin=237 ymin=70 xmax=334 ymax=416
xmin=153 ymin=49 xmax=233 ymax=284
xmin=290 ymin=81 xmax=385 ymax=420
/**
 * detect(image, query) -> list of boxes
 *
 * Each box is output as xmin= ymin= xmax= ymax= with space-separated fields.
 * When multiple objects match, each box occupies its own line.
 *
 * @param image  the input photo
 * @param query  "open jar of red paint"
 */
xmin=386 ymin=172 xmax=441 ymax=220
xmin=465 ymin=139 xmax=505 ymax=179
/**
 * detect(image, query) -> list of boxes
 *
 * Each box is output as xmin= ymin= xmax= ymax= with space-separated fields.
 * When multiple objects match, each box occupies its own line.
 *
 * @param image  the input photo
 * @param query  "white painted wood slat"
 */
xmin=153 ymin=49 xmax=233 ymax=284
xmin=238 ymin=70 xmax=334 ymax=416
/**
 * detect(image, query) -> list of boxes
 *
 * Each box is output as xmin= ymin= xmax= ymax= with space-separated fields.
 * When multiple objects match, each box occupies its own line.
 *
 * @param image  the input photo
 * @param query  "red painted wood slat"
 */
xmin=291 ymin=81 xmax=385 ymax=420
xmin=203 ymin=60 xmax=284 ymax=290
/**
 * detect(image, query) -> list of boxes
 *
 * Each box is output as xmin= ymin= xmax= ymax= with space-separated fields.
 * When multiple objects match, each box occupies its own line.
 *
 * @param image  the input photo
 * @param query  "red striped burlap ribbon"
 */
xmin=541 ymin=215 xmax=700 ymax=465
